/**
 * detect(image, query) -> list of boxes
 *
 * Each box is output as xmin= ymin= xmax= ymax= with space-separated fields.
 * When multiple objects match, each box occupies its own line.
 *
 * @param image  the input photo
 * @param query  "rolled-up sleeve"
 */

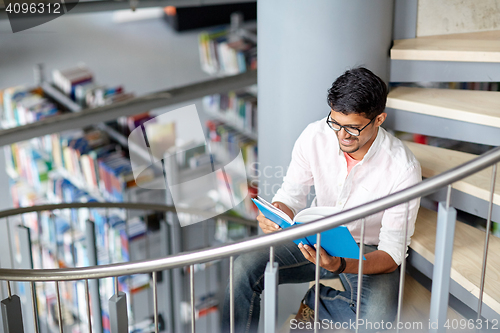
xmin=377 ymin=163 xmax=422 ymax=266
xmin=271 ymin=126 xmax=315 ymax=216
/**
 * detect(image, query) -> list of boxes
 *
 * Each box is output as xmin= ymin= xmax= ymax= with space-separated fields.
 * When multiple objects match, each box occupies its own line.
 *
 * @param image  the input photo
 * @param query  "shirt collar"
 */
xmin=360 ymin=127 xmax=384 ymax=163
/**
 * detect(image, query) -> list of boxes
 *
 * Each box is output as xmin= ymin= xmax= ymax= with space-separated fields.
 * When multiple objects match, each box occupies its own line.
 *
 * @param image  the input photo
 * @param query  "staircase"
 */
xmin=391 ymin=30 xmax=500 ymax=63
xmin=387 ymin=22 xmax=500 ymax=324
xmin=412 ymin=207 xmax=500 ymax=315
xmin=279 ymin=274 xmax=465 ymax=333
xmin=1 ymin=4 xmax=500 ymax=333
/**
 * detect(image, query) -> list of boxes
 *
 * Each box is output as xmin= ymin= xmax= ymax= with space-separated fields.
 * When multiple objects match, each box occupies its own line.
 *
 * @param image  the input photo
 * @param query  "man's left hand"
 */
xmin=298 ymin=243 xmax=340 ymax=272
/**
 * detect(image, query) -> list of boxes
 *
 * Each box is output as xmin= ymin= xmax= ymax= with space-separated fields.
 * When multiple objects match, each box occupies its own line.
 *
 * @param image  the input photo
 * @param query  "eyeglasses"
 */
xmin=326 ymin=114 xmax=376 ymax=137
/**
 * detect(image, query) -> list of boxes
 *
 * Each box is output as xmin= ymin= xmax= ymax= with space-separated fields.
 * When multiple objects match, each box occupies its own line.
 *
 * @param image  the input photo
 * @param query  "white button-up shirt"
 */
xmin=272 ymin=117 xmax=422 ymax=265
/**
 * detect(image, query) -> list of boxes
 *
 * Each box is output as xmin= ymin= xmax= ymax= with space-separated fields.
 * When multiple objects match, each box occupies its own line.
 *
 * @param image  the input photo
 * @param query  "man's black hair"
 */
xmin=327 ymin=67 xmax=388 ymax=119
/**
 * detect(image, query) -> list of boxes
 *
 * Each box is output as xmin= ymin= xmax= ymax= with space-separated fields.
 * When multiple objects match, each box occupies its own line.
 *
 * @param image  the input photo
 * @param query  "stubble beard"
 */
xmin=337 ymin=136 xmax=360 ymax=154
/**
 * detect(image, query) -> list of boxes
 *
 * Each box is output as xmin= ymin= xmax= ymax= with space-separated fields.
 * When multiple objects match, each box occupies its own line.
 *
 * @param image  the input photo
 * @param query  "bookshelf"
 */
xmin=198 ymin=21 xmax=259 ymax=221
xmin=0 ymin=65 xmax=171 ymax=333
xmin=1 ymin=63 xmax=259 ymax=333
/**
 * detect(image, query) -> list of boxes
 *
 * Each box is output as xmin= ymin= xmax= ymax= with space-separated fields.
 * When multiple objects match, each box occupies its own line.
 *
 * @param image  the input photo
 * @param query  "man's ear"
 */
xmin=375 ymin=112 xmax=387 ymax=127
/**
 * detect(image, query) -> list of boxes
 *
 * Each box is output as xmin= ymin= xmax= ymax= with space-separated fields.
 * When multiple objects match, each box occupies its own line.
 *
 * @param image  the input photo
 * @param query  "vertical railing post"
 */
xmin=152 ymin=271 xmax=159 ymax=333
xmin=55 ymin=281 xmax=63 ymax=333
xmin=109 ymin=284 xmax=128 ymax=333
xmin=85 ymin=220 xmax=102 ymax=333
xmin=30 ymin=282 xmax=39 ymax=333
xmin=84 ymin=280 xmax=92 ymax=333
xmin=264 ymin=246 xmax=278 ymax=333
xmin=477 ymin=163 xmax=497 ymax=320
xmin=190 ymin=265 xmax=195 ymax=333
xmin=429 ymin=198 xmax=457 ymax=333
xmin=313 ymin=234 xmax=321 ymax=333
xmin=355 ymin=219 xmax=366 ymax=333
xmin=229 ymin=256 xmax=235 ymax=333
xmin=1 ymin=281 xmax=24 ymax=333
xmin=396 ymin=202 xmax=410 ymax=333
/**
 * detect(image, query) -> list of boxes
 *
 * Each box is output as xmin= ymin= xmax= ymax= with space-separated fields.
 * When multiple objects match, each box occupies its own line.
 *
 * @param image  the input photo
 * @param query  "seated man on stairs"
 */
xmin=221 ymin=67 xmax=422 ymax=333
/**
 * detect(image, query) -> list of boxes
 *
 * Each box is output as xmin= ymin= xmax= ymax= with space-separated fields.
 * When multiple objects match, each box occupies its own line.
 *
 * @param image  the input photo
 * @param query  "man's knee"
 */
xmin=232 ymin=251 xmax=268 ymax=293
xmin=359 ymin=286 xmax=398 ymax=326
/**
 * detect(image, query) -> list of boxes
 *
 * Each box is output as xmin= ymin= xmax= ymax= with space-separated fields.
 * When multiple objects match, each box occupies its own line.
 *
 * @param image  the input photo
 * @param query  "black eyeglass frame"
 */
xmin=326 ymin=114 xmax=376 ymax=137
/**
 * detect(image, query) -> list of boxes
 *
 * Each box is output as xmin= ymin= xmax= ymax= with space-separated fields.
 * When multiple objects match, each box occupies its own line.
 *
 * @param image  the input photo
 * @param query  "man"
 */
xmin=222 ymin=67 xmax=421 ymax=333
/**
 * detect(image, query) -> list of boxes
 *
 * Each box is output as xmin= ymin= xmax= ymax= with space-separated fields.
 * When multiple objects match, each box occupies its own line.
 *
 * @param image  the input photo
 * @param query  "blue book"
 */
xmin=252 ymin=197 xmax=365 ymax=260
xmin=251 ymin=197 xmax=310 ymax=247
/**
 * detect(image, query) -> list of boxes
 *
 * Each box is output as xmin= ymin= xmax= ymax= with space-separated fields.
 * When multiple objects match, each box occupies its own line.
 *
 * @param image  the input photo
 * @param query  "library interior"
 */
xmin=0 ymin=1 xmax=499 ymax=333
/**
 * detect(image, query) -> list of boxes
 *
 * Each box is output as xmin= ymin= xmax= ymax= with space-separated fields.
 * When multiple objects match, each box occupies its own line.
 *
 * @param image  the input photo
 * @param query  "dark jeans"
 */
xmin=221 ymin=242 xmax=400 ymax=333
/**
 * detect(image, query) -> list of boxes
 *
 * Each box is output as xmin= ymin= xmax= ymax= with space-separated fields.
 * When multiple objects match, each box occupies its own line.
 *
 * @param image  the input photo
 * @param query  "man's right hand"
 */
xmin=257 ymin=202 xmax=294 ymax=234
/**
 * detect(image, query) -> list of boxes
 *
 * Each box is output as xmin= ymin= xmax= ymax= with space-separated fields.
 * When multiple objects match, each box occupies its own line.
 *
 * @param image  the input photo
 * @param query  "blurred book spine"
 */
xmin=198 ymin=27 xmax=257 ymax=76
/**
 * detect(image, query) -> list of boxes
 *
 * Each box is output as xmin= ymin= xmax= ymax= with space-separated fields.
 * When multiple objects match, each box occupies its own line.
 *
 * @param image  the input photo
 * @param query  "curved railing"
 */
xmin=1 ymin=146 xmax=499 ymax=281
xmin=0 ymin=145 xmax=498 ymax=333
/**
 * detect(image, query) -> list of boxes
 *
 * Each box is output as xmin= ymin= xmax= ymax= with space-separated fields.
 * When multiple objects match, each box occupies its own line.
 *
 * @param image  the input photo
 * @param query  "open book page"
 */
xmin=251 ymin=197 xmax=309 ymax=245
xmin=255 ymin=196 xmax=293 ymax=224
xmin=293 ymin=206 xmax=341 ymax=223
xmin=251 ymin=197 xmax=364 ymax=259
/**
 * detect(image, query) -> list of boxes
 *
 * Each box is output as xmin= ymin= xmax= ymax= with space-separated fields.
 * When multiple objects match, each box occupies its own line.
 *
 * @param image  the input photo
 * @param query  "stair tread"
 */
xmin=404 ymin=141 xmax=500 ymax=206
xmin=387 ymin=86 xmax=500 ymax=129
xmin=391 ymin=30 xmax=500 ymax=62
xmin=397 ymin=274 xmax=463 ymax=325
xmin=412 ymin=207 xmax=500 ymax=314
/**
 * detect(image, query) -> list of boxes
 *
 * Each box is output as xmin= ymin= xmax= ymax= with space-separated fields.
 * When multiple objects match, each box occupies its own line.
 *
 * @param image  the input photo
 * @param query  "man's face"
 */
xmin=328 ymin=110 xmax=384 ymax=158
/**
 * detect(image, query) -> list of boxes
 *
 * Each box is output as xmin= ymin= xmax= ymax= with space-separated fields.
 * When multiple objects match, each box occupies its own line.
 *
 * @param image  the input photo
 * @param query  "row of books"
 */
xmin=1 ymin=86 xmax=60 ymax=128
xmin=447 ymin=81 xmax=500 ymax=91
xmin=5 ymin=129 xmax=155 ymax=202
xmin=94 ymin=213 xmax=162 ymax=333
xmin=202 ymin=89 xmax=258 ymax=136
xmin=198 ymin=27 xmax=257 ymax=76
xmin=180 ymin=293 xmax=219 ymax=323
xmin=206 ymin=120 xmax=258 ymax=180
xmin=52 ymin=65 xmax=93 ymax=99
xmin=391 ymin=81 xmax=500 ymax=92
xmin=52 ymin=64 xmax=134 ymax=108
xmin=205 ymin=120 xmax=258 ymax=219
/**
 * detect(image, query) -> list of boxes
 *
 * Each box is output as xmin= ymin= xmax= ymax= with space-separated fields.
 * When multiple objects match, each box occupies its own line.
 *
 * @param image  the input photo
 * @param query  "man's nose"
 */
xmin=339 ymin=127 xmax=353 ymax=139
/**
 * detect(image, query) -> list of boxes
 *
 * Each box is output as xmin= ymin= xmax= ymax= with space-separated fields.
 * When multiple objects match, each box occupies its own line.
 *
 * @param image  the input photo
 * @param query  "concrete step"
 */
xmin=387 ymin=86 xmax=500 ymax=130
xmin=404 ymin=141 xmax=500 ymax=207
xmin=391 ymin=30 xmax=500 ymax=63
xmin=412 ymin=207 xmax=500 ymax=316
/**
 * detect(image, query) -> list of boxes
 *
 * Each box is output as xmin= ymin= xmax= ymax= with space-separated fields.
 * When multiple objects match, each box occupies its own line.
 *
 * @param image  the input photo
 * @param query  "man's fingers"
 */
xmin=299 ymin=244 xmax=316 ymax=263
xmin=258 ymin=213 xmax=281 ymax=234
xmin=299 ymin=246 xmax=312 ymax=263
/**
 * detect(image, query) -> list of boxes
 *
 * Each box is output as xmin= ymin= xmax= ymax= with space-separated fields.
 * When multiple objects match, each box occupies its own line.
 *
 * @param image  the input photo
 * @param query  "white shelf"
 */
xmin=0 ymin=70 xmax=258 ymax=147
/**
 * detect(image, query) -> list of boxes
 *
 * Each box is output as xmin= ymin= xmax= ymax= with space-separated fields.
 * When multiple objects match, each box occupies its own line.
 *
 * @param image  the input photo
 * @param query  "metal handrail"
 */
xmin=0 ymin=145 xmax=499 ymax=281
xmin=0 ymin=70 xmax=257 ymax=147
xmin=0 ymin=202 xmax=256 ymax=227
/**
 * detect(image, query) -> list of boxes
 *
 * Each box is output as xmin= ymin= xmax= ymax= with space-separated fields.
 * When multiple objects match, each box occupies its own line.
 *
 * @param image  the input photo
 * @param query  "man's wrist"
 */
xmin=332 ymin=257 xmax=346 ymax=274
